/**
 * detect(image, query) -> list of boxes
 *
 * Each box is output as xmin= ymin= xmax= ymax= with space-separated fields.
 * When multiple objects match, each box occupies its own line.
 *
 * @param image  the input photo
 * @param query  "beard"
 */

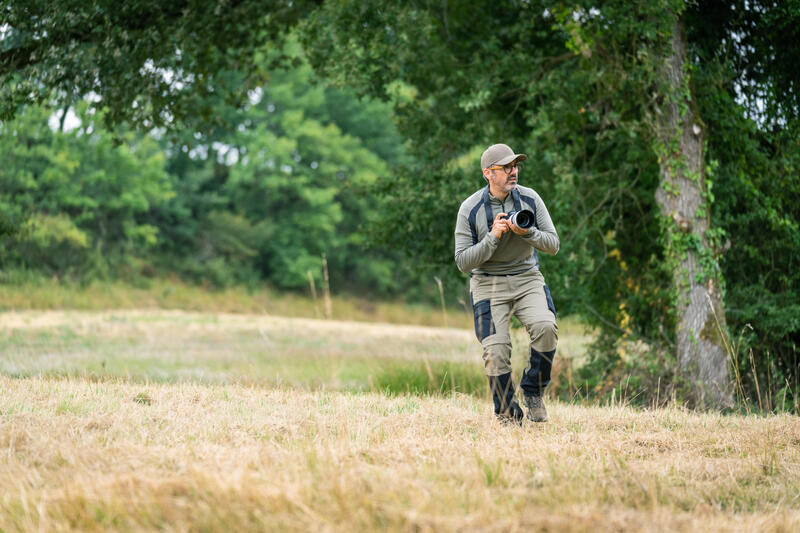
xmin=487 ymin=170 xmax=518 ymax=195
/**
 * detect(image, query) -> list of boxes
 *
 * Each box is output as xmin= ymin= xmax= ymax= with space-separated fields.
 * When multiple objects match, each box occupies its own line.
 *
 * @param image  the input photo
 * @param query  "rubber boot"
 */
xmin=520 ymin=348 xmax=555 ymax=422
xmin=519 ymin=347 xmax=555 ymax=397
xmin=488 ymin=372 xmax=524 ymax=425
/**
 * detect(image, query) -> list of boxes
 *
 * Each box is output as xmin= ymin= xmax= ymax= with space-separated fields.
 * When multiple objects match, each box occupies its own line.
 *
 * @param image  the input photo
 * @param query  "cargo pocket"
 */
xmin=472 ymin=298 xmax=496 ymax=341
xmin=543 ymin=285 xmax=557 ymax=318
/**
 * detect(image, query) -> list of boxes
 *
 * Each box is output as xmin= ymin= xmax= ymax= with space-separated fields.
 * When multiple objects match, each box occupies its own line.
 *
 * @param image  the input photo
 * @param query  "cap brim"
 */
xmin=495 ymin=153 xmax=527 ymax=166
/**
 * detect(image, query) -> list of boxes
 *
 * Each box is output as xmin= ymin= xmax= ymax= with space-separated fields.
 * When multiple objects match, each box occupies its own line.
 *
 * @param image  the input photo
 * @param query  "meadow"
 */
xmin=1 ymin=296 xmax=798 ymax=531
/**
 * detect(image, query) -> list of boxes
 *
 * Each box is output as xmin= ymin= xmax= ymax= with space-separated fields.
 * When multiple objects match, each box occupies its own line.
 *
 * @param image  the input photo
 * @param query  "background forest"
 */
xmin=1 ymin=0 xmax=798 ymax=411
xmin=0 ymin=57 xmax=419 ymax=296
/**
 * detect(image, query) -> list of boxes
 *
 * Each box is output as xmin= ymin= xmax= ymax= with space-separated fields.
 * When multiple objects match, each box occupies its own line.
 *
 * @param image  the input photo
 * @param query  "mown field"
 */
xmin=1 ymin=308 xmax=799 ymax=532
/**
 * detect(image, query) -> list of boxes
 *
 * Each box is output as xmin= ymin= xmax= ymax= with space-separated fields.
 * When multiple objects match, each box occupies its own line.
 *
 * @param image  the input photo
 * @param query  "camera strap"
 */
xmin=483 ymin=187 xmax=494 ymax=231
xmin=473 ymin=186 xmax=539 ymax=244
xmin=511 ymin=188 xmax=522 ymax=212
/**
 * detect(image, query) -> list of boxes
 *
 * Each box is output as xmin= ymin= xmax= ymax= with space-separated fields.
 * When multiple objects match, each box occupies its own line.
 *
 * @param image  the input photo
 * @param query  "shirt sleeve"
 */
xmin=454 ymin=205 xmax=499 ymax=273
xmin=519 ymin=193 xmax=559 ymax=255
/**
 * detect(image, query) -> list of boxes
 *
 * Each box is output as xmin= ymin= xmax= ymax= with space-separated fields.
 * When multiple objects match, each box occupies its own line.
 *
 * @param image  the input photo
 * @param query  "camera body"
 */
xmin=501 ymin=209 xmax=535 ymax=230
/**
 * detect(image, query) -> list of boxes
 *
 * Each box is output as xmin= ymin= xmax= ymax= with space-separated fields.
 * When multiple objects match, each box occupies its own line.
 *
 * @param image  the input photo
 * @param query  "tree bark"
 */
xmin=654 ymin=19 xmax=733 ymax=409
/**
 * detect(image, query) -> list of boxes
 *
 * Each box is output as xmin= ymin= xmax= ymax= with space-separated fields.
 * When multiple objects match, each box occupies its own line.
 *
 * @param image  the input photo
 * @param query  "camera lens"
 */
xmin=512 ymin=210 xmax=534 ymax=229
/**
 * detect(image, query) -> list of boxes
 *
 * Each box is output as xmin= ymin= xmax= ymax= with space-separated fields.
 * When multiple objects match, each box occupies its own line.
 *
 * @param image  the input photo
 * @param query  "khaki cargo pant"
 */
xmin=469 ymin=269 xmax=558 ymax=377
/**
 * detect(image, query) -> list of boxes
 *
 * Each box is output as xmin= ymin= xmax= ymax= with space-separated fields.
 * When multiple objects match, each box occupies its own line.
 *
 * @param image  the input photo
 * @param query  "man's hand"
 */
xmin=491 ymin=213 xmax=510 ymax=239
xmin=508 ymin=221 xmax=530 ymax=235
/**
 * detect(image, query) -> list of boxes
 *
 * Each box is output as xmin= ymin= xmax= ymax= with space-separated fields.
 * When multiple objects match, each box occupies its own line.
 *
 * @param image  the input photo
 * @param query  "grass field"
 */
xmin=0 ymin=278 xmax=475 ymax=329
xmin=1 ymin=309 xmax=799 ymax=531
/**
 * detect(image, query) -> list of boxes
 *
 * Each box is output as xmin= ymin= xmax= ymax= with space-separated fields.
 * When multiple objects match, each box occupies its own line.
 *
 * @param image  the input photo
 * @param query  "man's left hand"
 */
xmin=509 ymin=222 xmax=530 ymax=235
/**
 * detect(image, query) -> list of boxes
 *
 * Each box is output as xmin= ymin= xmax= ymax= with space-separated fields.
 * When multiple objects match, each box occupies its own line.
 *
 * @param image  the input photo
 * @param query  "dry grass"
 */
xmin=0 ymin=278 xmax=474 ymax=329
xmin=1 ymin=377 xmax=798 ymax=532
xmin=1 ymin=310 xmax=797 ymax=531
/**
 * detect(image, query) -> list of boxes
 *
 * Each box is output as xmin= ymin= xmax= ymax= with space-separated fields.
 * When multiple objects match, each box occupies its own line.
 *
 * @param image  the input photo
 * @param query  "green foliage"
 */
xmin=1 ymin=50 xmax=417 ymax=299
xmin=0 ymin=104 xmax=173 ymax=278
xmin=300 ymin=0 xmax=800 ymax=405
xmin=0 ymin=0 xmax=314 ymax=130
xmin=2 ymin=0 xmax=797 ymax=406
xmin=0 ymin=211 xmax=22 ymax=237
xmin=695 ymin=67 xmax=800 ymax=405
xmin=151 ymin=58 xmax=414 ymax=295
xmin=367 ymin=163 xmax=477 ymax=299
xmin=301 ymin=0 xmax=677 ymax=327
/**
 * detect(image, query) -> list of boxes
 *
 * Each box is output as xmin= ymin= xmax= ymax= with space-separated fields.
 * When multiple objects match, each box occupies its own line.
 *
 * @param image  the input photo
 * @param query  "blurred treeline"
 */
xmin=0 ymin=59 xmax=441 ymax=300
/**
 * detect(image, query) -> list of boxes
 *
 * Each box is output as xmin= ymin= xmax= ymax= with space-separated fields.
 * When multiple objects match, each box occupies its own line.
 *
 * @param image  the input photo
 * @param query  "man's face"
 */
xmin=484 ymin=163 xmax=520 ymax=194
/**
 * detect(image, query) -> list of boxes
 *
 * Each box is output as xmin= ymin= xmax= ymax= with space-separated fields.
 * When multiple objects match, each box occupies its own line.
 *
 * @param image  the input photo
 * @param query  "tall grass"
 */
xmin=707 ymin=294 xmax=800 ymax=416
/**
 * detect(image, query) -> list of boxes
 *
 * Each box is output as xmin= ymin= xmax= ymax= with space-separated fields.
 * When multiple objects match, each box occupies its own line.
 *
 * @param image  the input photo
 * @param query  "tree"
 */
xmin=300 ymin=0 xmax=800 ymax=408
xmin=0 ymin=0 xmax=314 ymax=130
xmin=688 ymin=1 xmax=800 ymax=409
xmin=1 ymin=24 xmax=417 ymax=297
xmin=150 ymin=57 xmax=411 ymax=294
xmin=0 ymin=103 xmax=173 ymax=278
xmin=652 ymin=16 xmax=730 ymax=407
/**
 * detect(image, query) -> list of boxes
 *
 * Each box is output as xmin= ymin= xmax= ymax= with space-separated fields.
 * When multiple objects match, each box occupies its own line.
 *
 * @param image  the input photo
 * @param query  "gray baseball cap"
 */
xmin=481 ymin=143 xmax=527 ymax=170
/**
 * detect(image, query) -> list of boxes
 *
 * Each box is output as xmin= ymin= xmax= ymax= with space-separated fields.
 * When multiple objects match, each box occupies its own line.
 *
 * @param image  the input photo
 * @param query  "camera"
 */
xmin=501 ymin=209 xmax=535 ymax=230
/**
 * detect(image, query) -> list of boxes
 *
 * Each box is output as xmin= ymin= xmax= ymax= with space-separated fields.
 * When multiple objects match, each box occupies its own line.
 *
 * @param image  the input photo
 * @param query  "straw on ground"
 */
xmin=0 ymin=311 xmax=798 ymax=532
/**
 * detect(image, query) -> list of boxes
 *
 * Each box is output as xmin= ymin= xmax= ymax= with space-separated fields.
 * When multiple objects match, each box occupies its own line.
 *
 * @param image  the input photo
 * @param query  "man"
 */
xmin=454 ymin=143 xmax=559 ymax=424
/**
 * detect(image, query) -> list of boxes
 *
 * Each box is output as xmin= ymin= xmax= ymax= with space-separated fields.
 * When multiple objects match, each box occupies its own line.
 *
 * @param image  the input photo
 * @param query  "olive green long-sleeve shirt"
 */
xmin=454 ymin=184 xmax=559 ymax=276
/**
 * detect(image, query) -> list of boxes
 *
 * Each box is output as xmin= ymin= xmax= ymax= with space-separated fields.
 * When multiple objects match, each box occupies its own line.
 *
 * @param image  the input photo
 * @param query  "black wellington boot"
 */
xmin=488 ymin=372 xmax=524 ymax=425
xmin=519 ymin=348 xmax=556 ymax=398
xmin=520 ymin=348 xmax=556 ymax=423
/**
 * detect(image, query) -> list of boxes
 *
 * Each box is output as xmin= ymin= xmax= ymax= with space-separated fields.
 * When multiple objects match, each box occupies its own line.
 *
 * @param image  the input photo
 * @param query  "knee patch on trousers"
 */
xmin=482 ymin=342 xmax=513 ymax=377
xmin=528 ymin=321 xmax=558 ymax=353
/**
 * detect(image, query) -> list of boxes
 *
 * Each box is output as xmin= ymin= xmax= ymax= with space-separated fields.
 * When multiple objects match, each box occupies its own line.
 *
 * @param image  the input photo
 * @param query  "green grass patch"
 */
xmin=0 ymin=310 xmax=489 ymax=398
xmin=371 ymin=360 xmax=486 ymax=396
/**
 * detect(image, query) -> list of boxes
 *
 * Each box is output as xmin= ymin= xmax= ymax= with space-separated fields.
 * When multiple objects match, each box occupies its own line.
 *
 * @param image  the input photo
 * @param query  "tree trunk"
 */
xmin=654 ymin=19 xmax=733 ymax=409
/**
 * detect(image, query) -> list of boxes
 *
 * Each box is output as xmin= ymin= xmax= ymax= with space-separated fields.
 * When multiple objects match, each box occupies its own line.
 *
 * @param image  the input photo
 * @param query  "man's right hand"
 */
xmin=491 ymin=213 xmax=510 ymax=239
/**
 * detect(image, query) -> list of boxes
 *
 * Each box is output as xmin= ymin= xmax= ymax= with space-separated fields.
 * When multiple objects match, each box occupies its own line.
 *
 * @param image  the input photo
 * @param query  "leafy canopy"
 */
xmin=0 ymin=0 xmax=314 ymax=130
